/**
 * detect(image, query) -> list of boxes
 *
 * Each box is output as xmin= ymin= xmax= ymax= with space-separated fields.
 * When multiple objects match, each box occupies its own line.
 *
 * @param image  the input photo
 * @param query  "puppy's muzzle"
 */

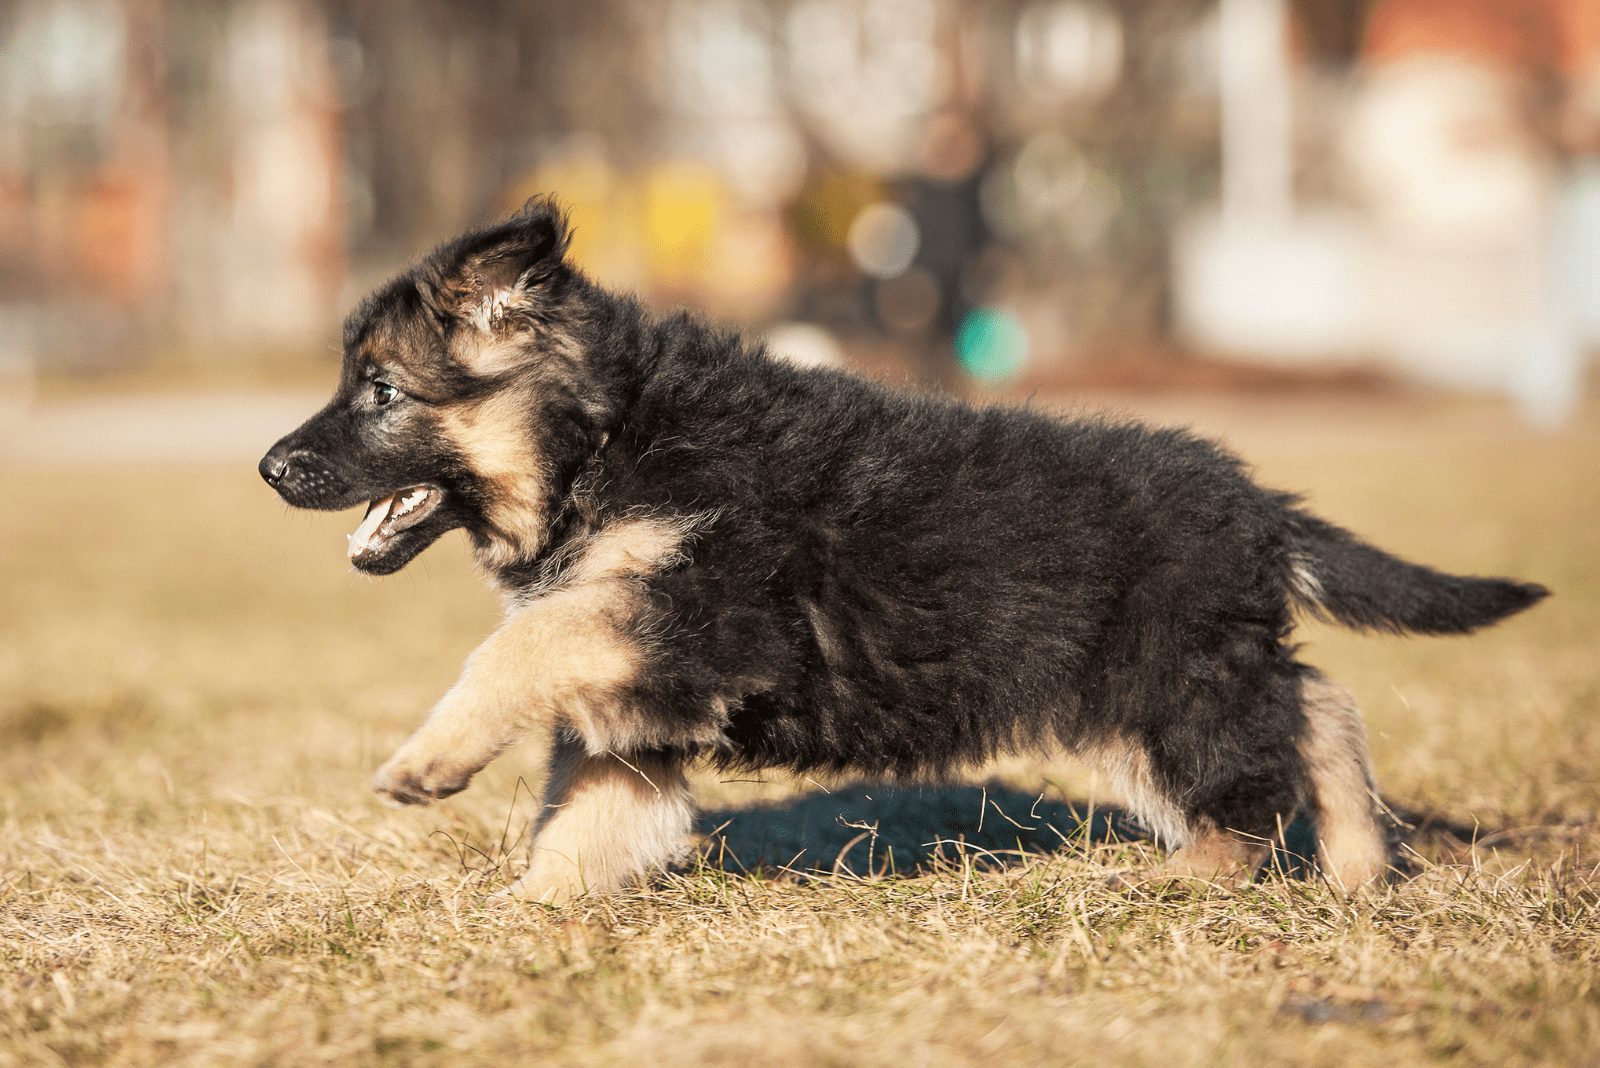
xmin=258 ymin=443 xmax=352 ymax=510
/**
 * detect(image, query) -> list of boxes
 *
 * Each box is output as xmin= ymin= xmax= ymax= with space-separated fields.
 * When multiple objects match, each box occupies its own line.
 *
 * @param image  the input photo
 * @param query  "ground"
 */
xmin=1 ymin=391 xmax=1596 ymax=1067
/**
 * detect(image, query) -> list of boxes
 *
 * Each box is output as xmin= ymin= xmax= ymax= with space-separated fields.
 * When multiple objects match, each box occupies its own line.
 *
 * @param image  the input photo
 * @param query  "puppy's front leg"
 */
xmin=371 ymin=657 xmax=523 ymax=806
xmin=373 ymin=583 xmax=642 ymax=806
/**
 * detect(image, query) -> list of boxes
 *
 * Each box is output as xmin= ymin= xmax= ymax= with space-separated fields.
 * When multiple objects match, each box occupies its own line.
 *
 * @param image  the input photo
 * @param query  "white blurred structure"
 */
xmin=1175 ymin=0 xmax=1593 ymax=426
xmin=765 ymin=321 xmax=848 ymax=370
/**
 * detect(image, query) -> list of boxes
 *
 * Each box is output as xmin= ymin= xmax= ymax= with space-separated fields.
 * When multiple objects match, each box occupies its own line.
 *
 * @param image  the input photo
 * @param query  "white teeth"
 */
xmin=347 ymin=495 xmax=396 ymax=558
xmin=346 ymin=489 xmax=435 ymax=560
xmin=393 ymin=489 xmax=429 ymax=518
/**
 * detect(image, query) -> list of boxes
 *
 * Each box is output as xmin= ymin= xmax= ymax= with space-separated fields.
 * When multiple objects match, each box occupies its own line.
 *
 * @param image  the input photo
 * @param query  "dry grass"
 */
xmin=1 ymin=393 xmax=1597 ymax=1066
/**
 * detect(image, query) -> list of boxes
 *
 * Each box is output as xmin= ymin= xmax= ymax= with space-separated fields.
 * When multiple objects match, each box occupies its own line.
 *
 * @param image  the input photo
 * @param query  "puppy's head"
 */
xmin=260 ymin=198 xmax=593 ymax=574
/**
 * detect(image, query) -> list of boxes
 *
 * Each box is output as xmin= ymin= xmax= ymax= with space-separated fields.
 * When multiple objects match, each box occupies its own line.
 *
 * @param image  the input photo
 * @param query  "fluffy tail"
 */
xmin=1282 ymin=506 xmax=1548 ymax=635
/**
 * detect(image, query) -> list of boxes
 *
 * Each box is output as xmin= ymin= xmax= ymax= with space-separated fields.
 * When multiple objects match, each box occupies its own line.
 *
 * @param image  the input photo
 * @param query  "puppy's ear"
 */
xmin=418 ymin=197 xmax=572 ymax=334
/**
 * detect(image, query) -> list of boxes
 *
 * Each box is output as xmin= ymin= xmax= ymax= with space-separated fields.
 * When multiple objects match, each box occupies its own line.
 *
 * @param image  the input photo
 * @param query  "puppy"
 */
xmin=261 ymin=198 xmax=1546 ymax=901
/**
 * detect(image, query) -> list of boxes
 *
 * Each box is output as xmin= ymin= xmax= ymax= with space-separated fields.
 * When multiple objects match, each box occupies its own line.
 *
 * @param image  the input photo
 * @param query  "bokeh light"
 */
xmin=955 ymin=307 xmax=1030 ymax=382
xmin=847 ymin=202 xmax=920 ymax=280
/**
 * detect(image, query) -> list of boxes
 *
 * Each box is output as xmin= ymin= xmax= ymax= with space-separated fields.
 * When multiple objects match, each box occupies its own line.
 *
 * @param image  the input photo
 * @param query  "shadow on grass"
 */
xmin=698 ymin=780 xmax=1166 ymax=878
xmin=694 ymin=781 xmax=1505 ymax=880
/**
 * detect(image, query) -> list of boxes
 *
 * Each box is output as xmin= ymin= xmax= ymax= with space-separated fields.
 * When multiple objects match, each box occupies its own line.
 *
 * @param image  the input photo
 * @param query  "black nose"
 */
xmin=259 ymin=448 xmax=290 ymax=486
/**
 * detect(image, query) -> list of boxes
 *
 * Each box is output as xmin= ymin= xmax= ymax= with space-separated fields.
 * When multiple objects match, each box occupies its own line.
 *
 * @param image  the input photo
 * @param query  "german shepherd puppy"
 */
xmin=260 ymin=198 xmax=1546 ymax=901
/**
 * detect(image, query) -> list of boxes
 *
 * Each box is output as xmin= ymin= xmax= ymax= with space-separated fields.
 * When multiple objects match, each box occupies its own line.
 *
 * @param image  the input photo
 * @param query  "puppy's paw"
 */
xmin=496 ymin=868 xmax=587 ymax=906
xmin=372 ymin=752 xmax=476 ymax=807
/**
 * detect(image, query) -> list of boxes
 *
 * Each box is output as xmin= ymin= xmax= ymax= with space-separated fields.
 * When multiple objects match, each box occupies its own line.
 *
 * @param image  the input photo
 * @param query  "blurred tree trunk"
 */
xmin=1291 ymin=0 xmax=1374 ymax=65
xmin=1081 ymin=0 xmax=1216 ymax=356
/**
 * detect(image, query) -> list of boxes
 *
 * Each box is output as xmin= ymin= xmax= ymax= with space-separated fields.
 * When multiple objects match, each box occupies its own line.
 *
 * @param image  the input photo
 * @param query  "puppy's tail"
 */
xmin=1281 ymin=504 xmax=1547 ymax=635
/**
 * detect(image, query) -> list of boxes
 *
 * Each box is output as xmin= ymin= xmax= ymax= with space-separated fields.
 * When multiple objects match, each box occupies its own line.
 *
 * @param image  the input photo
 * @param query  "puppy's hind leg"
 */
xmin=1299 ymin=671 xmax=1388 ymax=890
xmin=1153 ymin=824 xmax=1273 ymax=884
xmin=503 ymin=733 xmax=695 ymax=905
xmin=1083 ymin=738 xmax=1272 ymax=886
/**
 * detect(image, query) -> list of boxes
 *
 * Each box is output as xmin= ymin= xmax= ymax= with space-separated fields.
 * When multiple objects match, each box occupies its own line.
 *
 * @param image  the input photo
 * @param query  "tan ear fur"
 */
xmin=418 ymin=197 xmax=572 ymax=336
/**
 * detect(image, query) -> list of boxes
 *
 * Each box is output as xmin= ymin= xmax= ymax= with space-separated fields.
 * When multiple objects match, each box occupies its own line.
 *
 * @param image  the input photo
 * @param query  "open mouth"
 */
xmin=347 ymin=486 xmax=442 ymax=563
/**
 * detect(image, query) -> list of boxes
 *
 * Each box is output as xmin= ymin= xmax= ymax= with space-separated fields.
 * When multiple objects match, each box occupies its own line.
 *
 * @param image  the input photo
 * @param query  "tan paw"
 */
xmin=495 ymin=868 xmax=587 ymax=906
xmin=372 ymin=750 xmax=477 ymax=807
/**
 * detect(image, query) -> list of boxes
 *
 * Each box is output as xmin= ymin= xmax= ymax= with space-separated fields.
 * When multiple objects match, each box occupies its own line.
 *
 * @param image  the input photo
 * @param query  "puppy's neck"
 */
xmin=475 ymin=429 xmax=614 ymax=597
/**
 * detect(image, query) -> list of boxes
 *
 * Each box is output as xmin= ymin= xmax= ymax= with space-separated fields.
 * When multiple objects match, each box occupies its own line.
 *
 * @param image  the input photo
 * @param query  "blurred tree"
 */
xmin=1012 ymin=0 xmax=1217 ymax=356
xmin=330 ymin=0 xmax=652 ymax=261
xmin=1291 ymin=0 xmax=1374 ymax=64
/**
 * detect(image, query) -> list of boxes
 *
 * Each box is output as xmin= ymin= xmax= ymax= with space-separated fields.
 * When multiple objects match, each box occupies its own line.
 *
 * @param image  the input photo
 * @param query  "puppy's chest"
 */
xmin=518 ymin=512 xmax=685 ymax=585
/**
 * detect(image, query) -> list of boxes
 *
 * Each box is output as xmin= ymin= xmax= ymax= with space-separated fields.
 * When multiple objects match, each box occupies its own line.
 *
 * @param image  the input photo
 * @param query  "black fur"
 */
xmin=263 ymin=201 xmax=1548 ymax=858
xmin=1282 ymin=508 xmax=1548 ymax=634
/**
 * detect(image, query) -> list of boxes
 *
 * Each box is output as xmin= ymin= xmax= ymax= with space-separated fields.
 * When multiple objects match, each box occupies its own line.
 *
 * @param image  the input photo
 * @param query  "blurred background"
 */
xmin=1 ymin=0 xmax=1598 ymax=428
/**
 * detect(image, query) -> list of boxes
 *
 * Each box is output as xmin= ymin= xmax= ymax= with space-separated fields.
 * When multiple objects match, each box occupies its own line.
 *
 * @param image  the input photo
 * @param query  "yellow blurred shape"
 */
xmin=509 ymin=152 xmax=645 ymax=288
xmin=642 ymin=162 xmax=723 ymax=277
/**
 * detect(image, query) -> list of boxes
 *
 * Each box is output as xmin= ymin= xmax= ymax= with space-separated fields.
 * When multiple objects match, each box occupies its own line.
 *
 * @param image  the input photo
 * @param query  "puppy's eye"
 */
xmin=373 ymin=381 xmax=400 ymax=406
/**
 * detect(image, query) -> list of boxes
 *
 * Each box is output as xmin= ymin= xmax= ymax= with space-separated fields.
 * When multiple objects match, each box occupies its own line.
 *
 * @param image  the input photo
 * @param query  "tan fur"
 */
xmin=570 ymin=515 xmax=696 ymax=585
xmin=1299 ymin=673 xmax=1388 ymax=889
xmin=1288 ymin=550 xmax=1326 ymax=611
xmin=372 ymin=517 xmax=694 ymax=804
xmin=1154 ymin=825 xmax=1271 ymax=884
xmin=503 ymin=737 xmax=693 ymax=904
xmin=465 ymin=287 xmax=514 ymax=334
xmin=803 ymin=601 xmax=844 ymax=668
xmin=434 ymin=391 xmax=553 ymax=570
xmin=451 ymin=331 xmax=538 ymax=377
xmin=1077 ymin=736 xmax=1189 ymax=848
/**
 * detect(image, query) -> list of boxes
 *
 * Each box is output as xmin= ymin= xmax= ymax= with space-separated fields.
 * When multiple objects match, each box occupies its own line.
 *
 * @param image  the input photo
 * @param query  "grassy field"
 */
xmin=1 ymin=393 xmax=1597 ymax=1066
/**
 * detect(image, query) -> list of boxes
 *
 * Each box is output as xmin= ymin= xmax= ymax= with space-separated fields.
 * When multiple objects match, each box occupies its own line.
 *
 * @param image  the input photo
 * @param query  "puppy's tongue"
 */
xmin=348 ymin=495 xmax=396 ymax=559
